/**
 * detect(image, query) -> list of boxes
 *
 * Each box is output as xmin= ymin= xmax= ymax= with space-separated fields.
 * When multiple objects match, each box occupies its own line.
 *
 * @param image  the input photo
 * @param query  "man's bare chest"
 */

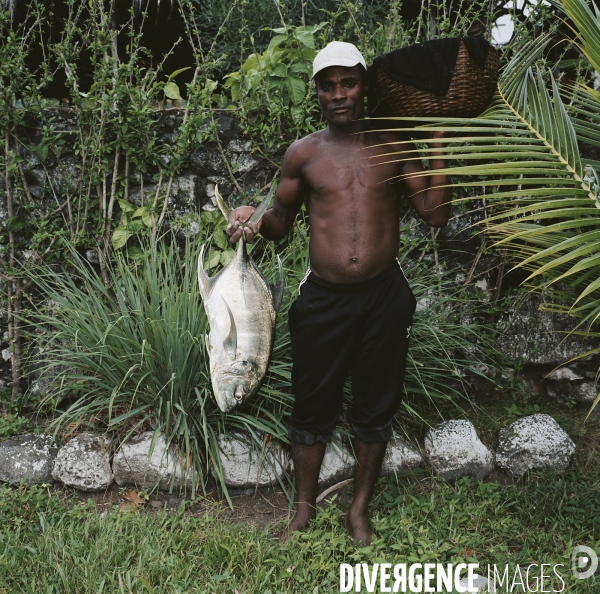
xmin=302 ymin=147 xmax=402 ymax=196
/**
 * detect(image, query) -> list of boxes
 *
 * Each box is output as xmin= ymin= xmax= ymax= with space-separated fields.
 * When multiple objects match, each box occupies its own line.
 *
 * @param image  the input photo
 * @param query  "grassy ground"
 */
xmin=0 ymin=397 xmax=599 ymax=593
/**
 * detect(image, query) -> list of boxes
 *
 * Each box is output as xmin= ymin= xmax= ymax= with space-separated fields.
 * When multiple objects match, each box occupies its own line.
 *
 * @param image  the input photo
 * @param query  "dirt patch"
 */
xmin=48 ymin=478 xmax=360 ymax=532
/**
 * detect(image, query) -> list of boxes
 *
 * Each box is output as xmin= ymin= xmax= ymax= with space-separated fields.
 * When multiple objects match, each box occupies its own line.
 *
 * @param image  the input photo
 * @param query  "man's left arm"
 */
xmin=401 ymin=132 xmax=452 ymax=228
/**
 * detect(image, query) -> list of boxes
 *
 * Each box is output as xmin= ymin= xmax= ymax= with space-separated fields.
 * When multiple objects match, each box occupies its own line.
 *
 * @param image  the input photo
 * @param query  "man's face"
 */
xmin=315 ymin=65 xmax=366 ymax=127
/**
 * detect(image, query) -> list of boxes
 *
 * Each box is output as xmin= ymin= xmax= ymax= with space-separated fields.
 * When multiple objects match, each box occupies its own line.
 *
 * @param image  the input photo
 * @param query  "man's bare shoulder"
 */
xmin=363 ymin=128 xmax=412 ymax=151
xmin=284 ymin=129 xmax=326 ymax=163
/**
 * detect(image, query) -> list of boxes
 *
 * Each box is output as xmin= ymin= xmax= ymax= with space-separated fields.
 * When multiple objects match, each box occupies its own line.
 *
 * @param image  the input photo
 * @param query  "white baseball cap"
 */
xmin=312 ymin=41 xmax=367 ymax=79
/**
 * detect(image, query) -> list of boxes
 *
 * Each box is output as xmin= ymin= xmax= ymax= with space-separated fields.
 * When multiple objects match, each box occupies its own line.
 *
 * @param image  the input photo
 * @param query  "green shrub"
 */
xmin=0 ymin=413 xmax=31 ymax=438
xmin=224 ymin=23 xmax=326 ymax=150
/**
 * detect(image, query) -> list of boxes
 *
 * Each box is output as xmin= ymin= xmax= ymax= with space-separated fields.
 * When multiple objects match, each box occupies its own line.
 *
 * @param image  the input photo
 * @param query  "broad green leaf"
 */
xmin=299 ymin=47 xmax=317 ymax=62
xmin=285 ymin=76 xmax=306 ymax=105
xmin=28 ymin=141 xmax=48 ymax=164
xmin=6 ymin=216 xmax=25 ymax=233
xmin=290 ymin=63 xmax=311 ymax=74
xmin=294 ymin=30 xmax=314 ymax=48
xmin=118 ymin=199 xmax=136 ymax=213
xmin=126 ymin=247 xmax=146 ymax=262
xmin=205 ymin=249 xmax=221 ymax=270
xmin=223 ymin=72 xmax=240 ymax=86
xmin=167 ymin=66 xmax=191 ymax=80
xmin=242 ymin=54 xmax=259 ymax=74
xmin=163 ymin=82 xmax=182 ymax=100
xmin=112 ymin=228 xmax=132 ymax=250
xmin=133 ymin=206 xmax=147 ymax=219
xmin=212 ymin=230 xmax=230 ymax=250
xmin=228 ymin=80 xmax=240 ymax=102
xmin=270 ymin=63 xmax=287 ymax=77
xmin=267 ymin=34 xmax=289 ymax=52
xmin=305 ymin=22 xmax=328 ymax=34
xmin=220 ymin=250 xmax=235 ymax=266
xmin=291 ymin=105 xmax=304 ymax=124
xmin=141 ymin=209 xmax=156 ymax=228
xmin=127 ymin=219 xmax=144 ymax=233
xmin=267 ymin=77 xmax=282 ymax=92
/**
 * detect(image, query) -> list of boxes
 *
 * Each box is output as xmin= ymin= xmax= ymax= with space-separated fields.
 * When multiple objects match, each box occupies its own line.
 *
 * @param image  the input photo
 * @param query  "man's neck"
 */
xmin=326 ymin=118 xmax=367 ymax=141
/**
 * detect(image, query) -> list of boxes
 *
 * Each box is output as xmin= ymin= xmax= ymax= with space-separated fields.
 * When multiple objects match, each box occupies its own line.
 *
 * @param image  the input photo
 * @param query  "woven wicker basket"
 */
xmin=369 ymin=40 xmax=499 ymax=119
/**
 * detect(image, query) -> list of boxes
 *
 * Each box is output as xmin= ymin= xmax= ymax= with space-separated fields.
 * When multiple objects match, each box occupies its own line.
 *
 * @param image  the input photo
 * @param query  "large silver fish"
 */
xmin=198 ymin=185 xmax=284 ymax=413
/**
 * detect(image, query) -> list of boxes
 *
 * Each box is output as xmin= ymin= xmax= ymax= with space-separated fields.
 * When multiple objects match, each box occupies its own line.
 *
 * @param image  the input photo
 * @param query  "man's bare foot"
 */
xmin=345 ymin=509 xmax=373 ymax=544
xmin=278 ymin=508 xmax=316 ymax=542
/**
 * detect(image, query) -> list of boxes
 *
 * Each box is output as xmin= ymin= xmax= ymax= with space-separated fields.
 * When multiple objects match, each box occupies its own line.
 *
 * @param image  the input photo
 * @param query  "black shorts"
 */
xmin=288 ymin=262 xmax=416 ymax=446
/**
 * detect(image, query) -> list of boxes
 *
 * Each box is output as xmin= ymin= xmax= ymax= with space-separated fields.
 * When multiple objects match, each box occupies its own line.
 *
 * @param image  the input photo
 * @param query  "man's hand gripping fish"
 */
xmin=197 ymin=185 xmax=284 ymax=413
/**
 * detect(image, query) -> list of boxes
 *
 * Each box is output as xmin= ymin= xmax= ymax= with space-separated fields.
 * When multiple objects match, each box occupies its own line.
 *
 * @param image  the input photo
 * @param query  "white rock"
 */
xmin=318 ymin=436 xmax=354 ymax=486
xmin=52 ymin=433 xmax=113 ymax=492
xmin=0 ymin=434 xmax=59 ymax=485
xmin=380 ymin=435 xmax=422 ymax=477
xmin=573 ymin=381 xmax=599 ymax=403
xmin=496 ymin=293 xmax=600 ymax=365
xmin=232 ymin=153 xmax=258 ymax=173
xmin=496 ymin=414 xmax=576 ymax=478
xmin=217 ymin=433 xmax=288 ymax=488
xmin=459 ymin=574 xmax=496 ymax=593
xmin=546 ymin=378 xmax=598 ymax=404
xmin=424 ymin=420 xmax=494 ymax=481
xmin=474 ymin=278 xmax=491 ymax=301
xmin=545 ymin=367 xmax=584 ymax=381
xmin=226 ymin=139 xmax=252 ymax=153
xmin=113 ymin=432 xmax=194 ymax=491
xmin=85 ymin=250 xmax=99 ymax=264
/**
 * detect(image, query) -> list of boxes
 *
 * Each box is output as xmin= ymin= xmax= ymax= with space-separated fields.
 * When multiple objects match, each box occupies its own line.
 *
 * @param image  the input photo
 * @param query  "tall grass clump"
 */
xmin=402 ymin=254 xmax=495 ymax=415
xmin=29 ymin=233 xmax=292 ymax=498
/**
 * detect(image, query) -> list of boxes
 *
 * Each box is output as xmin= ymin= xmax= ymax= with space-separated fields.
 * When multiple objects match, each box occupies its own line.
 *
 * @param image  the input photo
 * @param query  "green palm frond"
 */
xmin=566 ymin=83 xmax=600 ymax=168
xmin=377 ymin=28 xmax=600 ymax=326
xmin=554 ymin=0 xmax=600 ymax=74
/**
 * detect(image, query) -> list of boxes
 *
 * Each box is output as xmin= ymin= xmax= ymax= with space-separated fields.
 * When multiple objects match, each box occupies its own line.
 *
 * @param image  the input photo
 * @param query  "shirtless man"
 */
xmin=226 ymin=42 xmax=451 ymax=543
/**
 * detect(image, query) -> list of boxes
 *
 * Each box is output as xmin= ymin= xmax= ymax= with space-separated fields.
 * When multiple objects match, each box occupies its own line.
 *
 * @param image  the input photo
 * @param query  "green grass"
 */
xmin=0 ymin=469 xmax=598 ymax=593
xmin=2 ymin=398 xmax=599 ymax=594
xmin=0 ymin=399 xmax=598 ymax=592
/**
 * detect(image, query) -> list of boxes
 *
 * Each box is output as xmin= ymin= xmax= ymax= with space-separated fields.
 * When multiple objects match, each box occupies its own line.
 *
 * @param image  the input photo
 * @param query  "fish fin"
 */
xmin=222 ymin=298 xmax=237 ymax=357
xmin=247 ymin=181 xmax=276 ymax=226
xmin=215 ymin=184 xmax=230 ymax=221
xmin=271 ymin=255 xmax=285 ymax=312
xmin=197 ymin=244 xmax=218 ymax=299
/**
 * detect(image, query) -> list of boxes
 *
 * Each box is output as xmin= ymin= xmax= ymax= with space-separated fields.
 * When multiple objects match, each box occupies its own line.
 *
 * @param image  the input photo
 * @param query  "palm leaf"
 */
xmin=553 ymin=0 xmax=600 ymax=74
xmin=376 ymin=30 xmax=600 ymax=326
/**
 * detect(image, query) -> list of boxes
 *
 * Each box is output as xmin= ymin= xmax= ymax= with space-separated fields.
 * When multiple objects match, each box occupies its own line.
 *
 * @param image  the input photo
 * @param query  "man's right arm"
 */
xmin=226 ymin=141 xmax=307 ymax=244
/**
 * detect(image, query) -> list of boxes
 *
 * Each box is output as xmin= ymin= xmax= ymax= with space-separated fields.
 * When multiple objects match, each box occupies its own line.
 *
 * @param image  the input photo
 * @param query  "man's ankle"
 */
xmin=295 ymin=501 xmax=317 ymax=519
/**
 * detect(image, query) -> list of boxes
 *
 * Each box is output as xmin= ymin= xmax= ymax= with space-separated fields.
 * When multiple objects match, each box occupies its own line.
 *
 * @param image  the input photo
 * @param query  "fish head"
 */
xmin=212 ymin=359 xmax=261 ymax=412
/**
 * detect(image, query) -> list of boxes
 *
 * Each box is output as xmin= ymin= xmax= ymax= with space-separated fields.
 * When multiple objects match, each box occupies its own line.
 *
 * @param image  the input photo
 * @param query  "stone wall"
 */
xmin=1 ymin=109 xmax=598 ymax=406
